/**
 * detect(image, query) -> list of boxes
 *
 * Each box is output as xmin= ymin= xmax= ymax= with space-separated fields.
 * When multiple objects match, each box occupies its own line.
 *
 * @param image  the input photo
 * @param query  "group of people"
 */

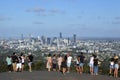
xmin=46 ymin=52 xmax=120 ymax=78
xmin=109 ymin=55 xmax=119 ymax=78
xmin=6 ymin=52 xmax=33 ymax=72
xmin=46 ymin=53 xmax=72 ymax=75
xmin=5 ymin=52 xmax=120 ymax=78
xmin=46 ymin=52 xmax=85 ymax=75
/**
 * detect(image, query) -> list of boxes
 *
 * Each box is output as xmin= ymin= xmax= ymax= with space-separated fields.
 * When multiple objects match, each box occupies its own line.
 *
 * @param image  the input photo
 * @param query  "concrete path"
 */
xmin=0 ymin=71 xmax=119 ymax=80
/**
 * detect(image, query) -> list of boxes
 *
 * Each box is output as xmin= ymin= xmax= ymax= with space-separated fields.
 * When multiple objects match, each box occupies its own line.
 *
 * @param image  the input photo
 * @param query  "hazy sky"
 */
xmin=0 ymin=0 xmax=120 ymax=38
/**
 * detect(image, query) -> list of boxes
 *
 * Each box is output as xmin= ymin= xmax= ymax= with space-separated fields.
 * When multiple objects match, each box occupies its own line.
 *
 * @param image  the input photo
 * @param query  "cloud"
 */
xmin=114 ymin=17 xmax=120 ymax=20
xmin=42 ymin=14 xmax=47 ymax=16
xmin=33 ymin=7 xmax=45 ymax=12
xmin=26 ymin=9 xmax=32 ymax=12
xmin=50 ymin=9 xmax=59 ymax=13
xmin=112 ymin=16 xmax=120 ymax=24
xmin=36 ymin=13 xmax=47 ymax=16
xmin=0 ymin=16 xmax=10 ymax=21
xmin=34 ymin=21 xmax=44 ymax=24
xmin=67 ymin=0 xmax=78 ymax=2
xmin=69 ymin=23 xmax=87 ymax=27
xmin=50 ymin=9 xmax=66 ymax=15
xmin=97 ymin=16 xmax=101 ymax=20
xmin=78 ymin=16 xmax=82 ymax=19
xmin=112 ymin=21 xmax=120 ymax=24
xmin=26 ymin=7 xmax=65 ymax=17
xmin=61 ymin=11 xmax=66 ymax=14
xmin=26 ymin=7 xmax=45 ymax=13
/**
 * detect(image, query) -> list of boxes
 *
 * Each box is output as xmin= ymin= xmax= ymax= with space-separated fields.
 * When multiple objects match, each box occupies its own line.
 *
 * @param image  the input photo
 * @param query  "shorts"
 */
xmin=76 ymin=64 xmax=79 ymax=66
xmin=22 ymin=63 xmax=25 ymax=65
xmin=110 ymin=65 xmax=114 ymax=69
xmin=67 ymin=63 xmax=71 ymax=67
xmin=28 ymin=62 xmax=32 ymax=66
xmin=16 ymin=63 xmax=22 ymax=69
xmin=89 ymin=63 xmax=94 ymax=68
xmin=114 ymin=64 xmax=119 ymax=69
xmin=79 ymin=63 xmax=84 ymax=67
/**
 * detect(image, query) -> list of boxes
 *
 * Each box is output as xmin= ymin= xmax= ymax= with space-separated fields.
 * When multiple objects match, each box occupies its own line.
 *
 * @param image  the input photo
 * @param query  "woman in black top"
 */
xmin=27 ymin=52 xmax=33 ymax=72
xmin=93 ymin=55 xmax=98 ymax=75
xmin=61 ymin=55 xmax=67 ymax=75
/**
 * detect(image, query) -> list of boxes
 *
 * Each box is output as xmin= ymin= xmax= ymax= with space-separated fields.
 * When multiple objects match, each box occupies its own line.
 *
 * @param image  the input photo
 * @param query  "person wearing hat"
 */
xmin=114 ymin=55 xmax=119 ymax=78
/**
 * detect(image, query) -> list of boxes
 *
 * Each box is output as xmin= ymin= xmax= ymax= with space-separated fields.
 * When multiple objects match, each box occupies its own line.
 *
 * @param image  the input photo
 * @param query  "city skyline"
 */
xmin=0 ymin=0 xmax=120 ymax=38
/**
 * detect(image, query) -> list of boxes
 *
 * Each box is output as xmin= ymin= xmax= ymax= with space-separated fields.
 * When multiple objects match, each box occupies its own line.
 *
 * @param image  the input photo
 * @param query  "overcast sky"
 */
xmin=0 ymin=0 xmax=120 ymax=38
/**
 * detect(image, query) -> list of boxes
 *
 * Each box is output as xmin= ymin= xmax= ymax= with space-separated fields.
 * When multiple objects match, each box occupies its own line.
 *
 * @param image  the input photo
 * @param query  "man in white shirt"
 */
xmin=67 ymin=53 xmax=73 ymax=73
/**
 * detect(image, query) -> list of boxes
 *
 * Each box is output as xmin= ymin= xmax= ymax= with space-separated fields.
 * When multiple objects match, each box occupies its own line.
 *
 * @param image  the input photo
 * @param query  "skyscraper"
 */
xmin=41 ymin=36 xmax=46 ymax=45
xmin=60 ymin=32 xmax=62 ymax=39
xmin=68 ymin=37 xmax=70 ymax=44
xmin=73 ymin=34 xmax=76 ymax=43
xmin=21 ymin=34 xmax=23 ymax=40
xmin=47 ymin=37 xmax=51 ymax=45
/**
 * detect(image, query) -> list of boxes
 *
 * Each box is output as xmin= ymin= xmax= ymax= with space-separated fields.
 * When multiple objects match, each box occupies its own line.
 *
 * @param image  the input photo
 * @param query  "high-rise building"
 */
xmin=41 ymin=36 xmax=46 ymax=45
xmin=68 ymin=37 xmax=70 ymax=44
xmin=60 ymin=32 xmax=62 ymax=39
xmin=73 ymin=34 xmax=76 ymax=43
xmin=21 ymin=34 xmax=23 ymax=40
xmin=47 ymin=37 xmax=51 ymax=45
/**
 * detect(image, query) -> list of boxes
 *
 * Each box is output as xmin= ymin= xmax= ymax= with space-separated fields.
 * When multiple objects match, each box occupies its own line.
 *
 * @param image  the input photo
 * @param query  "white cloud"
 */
xmin=0 ymin=16 xmax=10 ymax=21
xmin=34 ymin=21 xmax=44 ymax=24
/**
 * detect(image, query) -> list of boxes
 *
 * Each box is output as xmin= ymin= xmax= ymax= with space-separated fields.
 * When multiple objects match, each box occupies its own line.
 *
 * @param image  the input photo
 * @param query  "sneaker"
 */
xmin=95 ymin=73 xmax=98 ymax=75
xmin=62 ymin=72 xmax=66 ymax=75
xmin=91 ymin=73 xmax=93 ymax=75
xmin=29 ymin=70 xmax=32 ymax=72
xmin=8 ymin=71 xmax=11 ymax=73
xmin=67 ymin=71 xmax=70 ymax=73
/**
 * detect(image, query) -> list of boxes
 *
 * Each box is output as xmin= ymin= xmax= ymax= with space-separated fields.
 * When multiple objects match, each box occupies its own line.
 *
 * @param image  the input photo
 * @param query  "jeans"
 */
xmin=94 ymin=65 xmax=98 ymax=74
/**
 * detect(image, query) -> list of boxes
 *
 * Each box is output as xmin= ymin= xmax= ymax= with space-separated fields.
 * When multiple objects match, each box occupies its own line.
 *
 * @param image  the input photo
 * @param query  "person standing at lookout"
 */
xmin=66 ymin=53 xmax=73 ymax=73
xmin=21 ymin=53 xmax=26 ymax=72
xmin=16 ymin=54 xmax=22 ymax=72
xmin=46 ymin=54 xmax=52 ymax=71
xmin=57 ymin=54 xmax=62 ymax=72
xmin=6 ymin=55 xmax=12 ymax=72
xmin=109 ymin=57 xmax=114 ymax=76
xmin=52 ymin=54 xmax=57 ymax=71
xmin=114 ymin=55 xmax=119 ymax=78
xmin=93 ymin=55 xmax=99 ymax=75
xmin=11 ymin=52 xmax=18 ymax=72
xmin=61 ymin=55 xmax=67 ymax=75
xmin=78 ymin=52 xmax=85 ymax=74
xmin=74 ymin=56 xmax=80 ymax=73
xmin=89 ymin=54 xmax=94 ymax=75
xmin=27 ymin=52 xmax=33 ymax=72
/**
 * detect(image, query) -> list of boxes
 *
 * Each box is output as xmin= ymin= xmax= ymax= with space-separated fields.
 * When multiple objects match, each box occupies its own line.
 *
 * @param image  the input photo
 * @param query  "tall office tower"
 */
xmin=47 ymin=37 xmax=51 ymax=45
xmin=21 ymin=34 xmax=23 ymax=40
xmin=41 ymin=36 xmax=46 ymax=45
xmin=73 ymin=34 xmax=76 ymax=43
xmin=60 ymin=32 xmax=62 ymax=39
xmin=68 ymin=37 xmax=70 ymax=44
